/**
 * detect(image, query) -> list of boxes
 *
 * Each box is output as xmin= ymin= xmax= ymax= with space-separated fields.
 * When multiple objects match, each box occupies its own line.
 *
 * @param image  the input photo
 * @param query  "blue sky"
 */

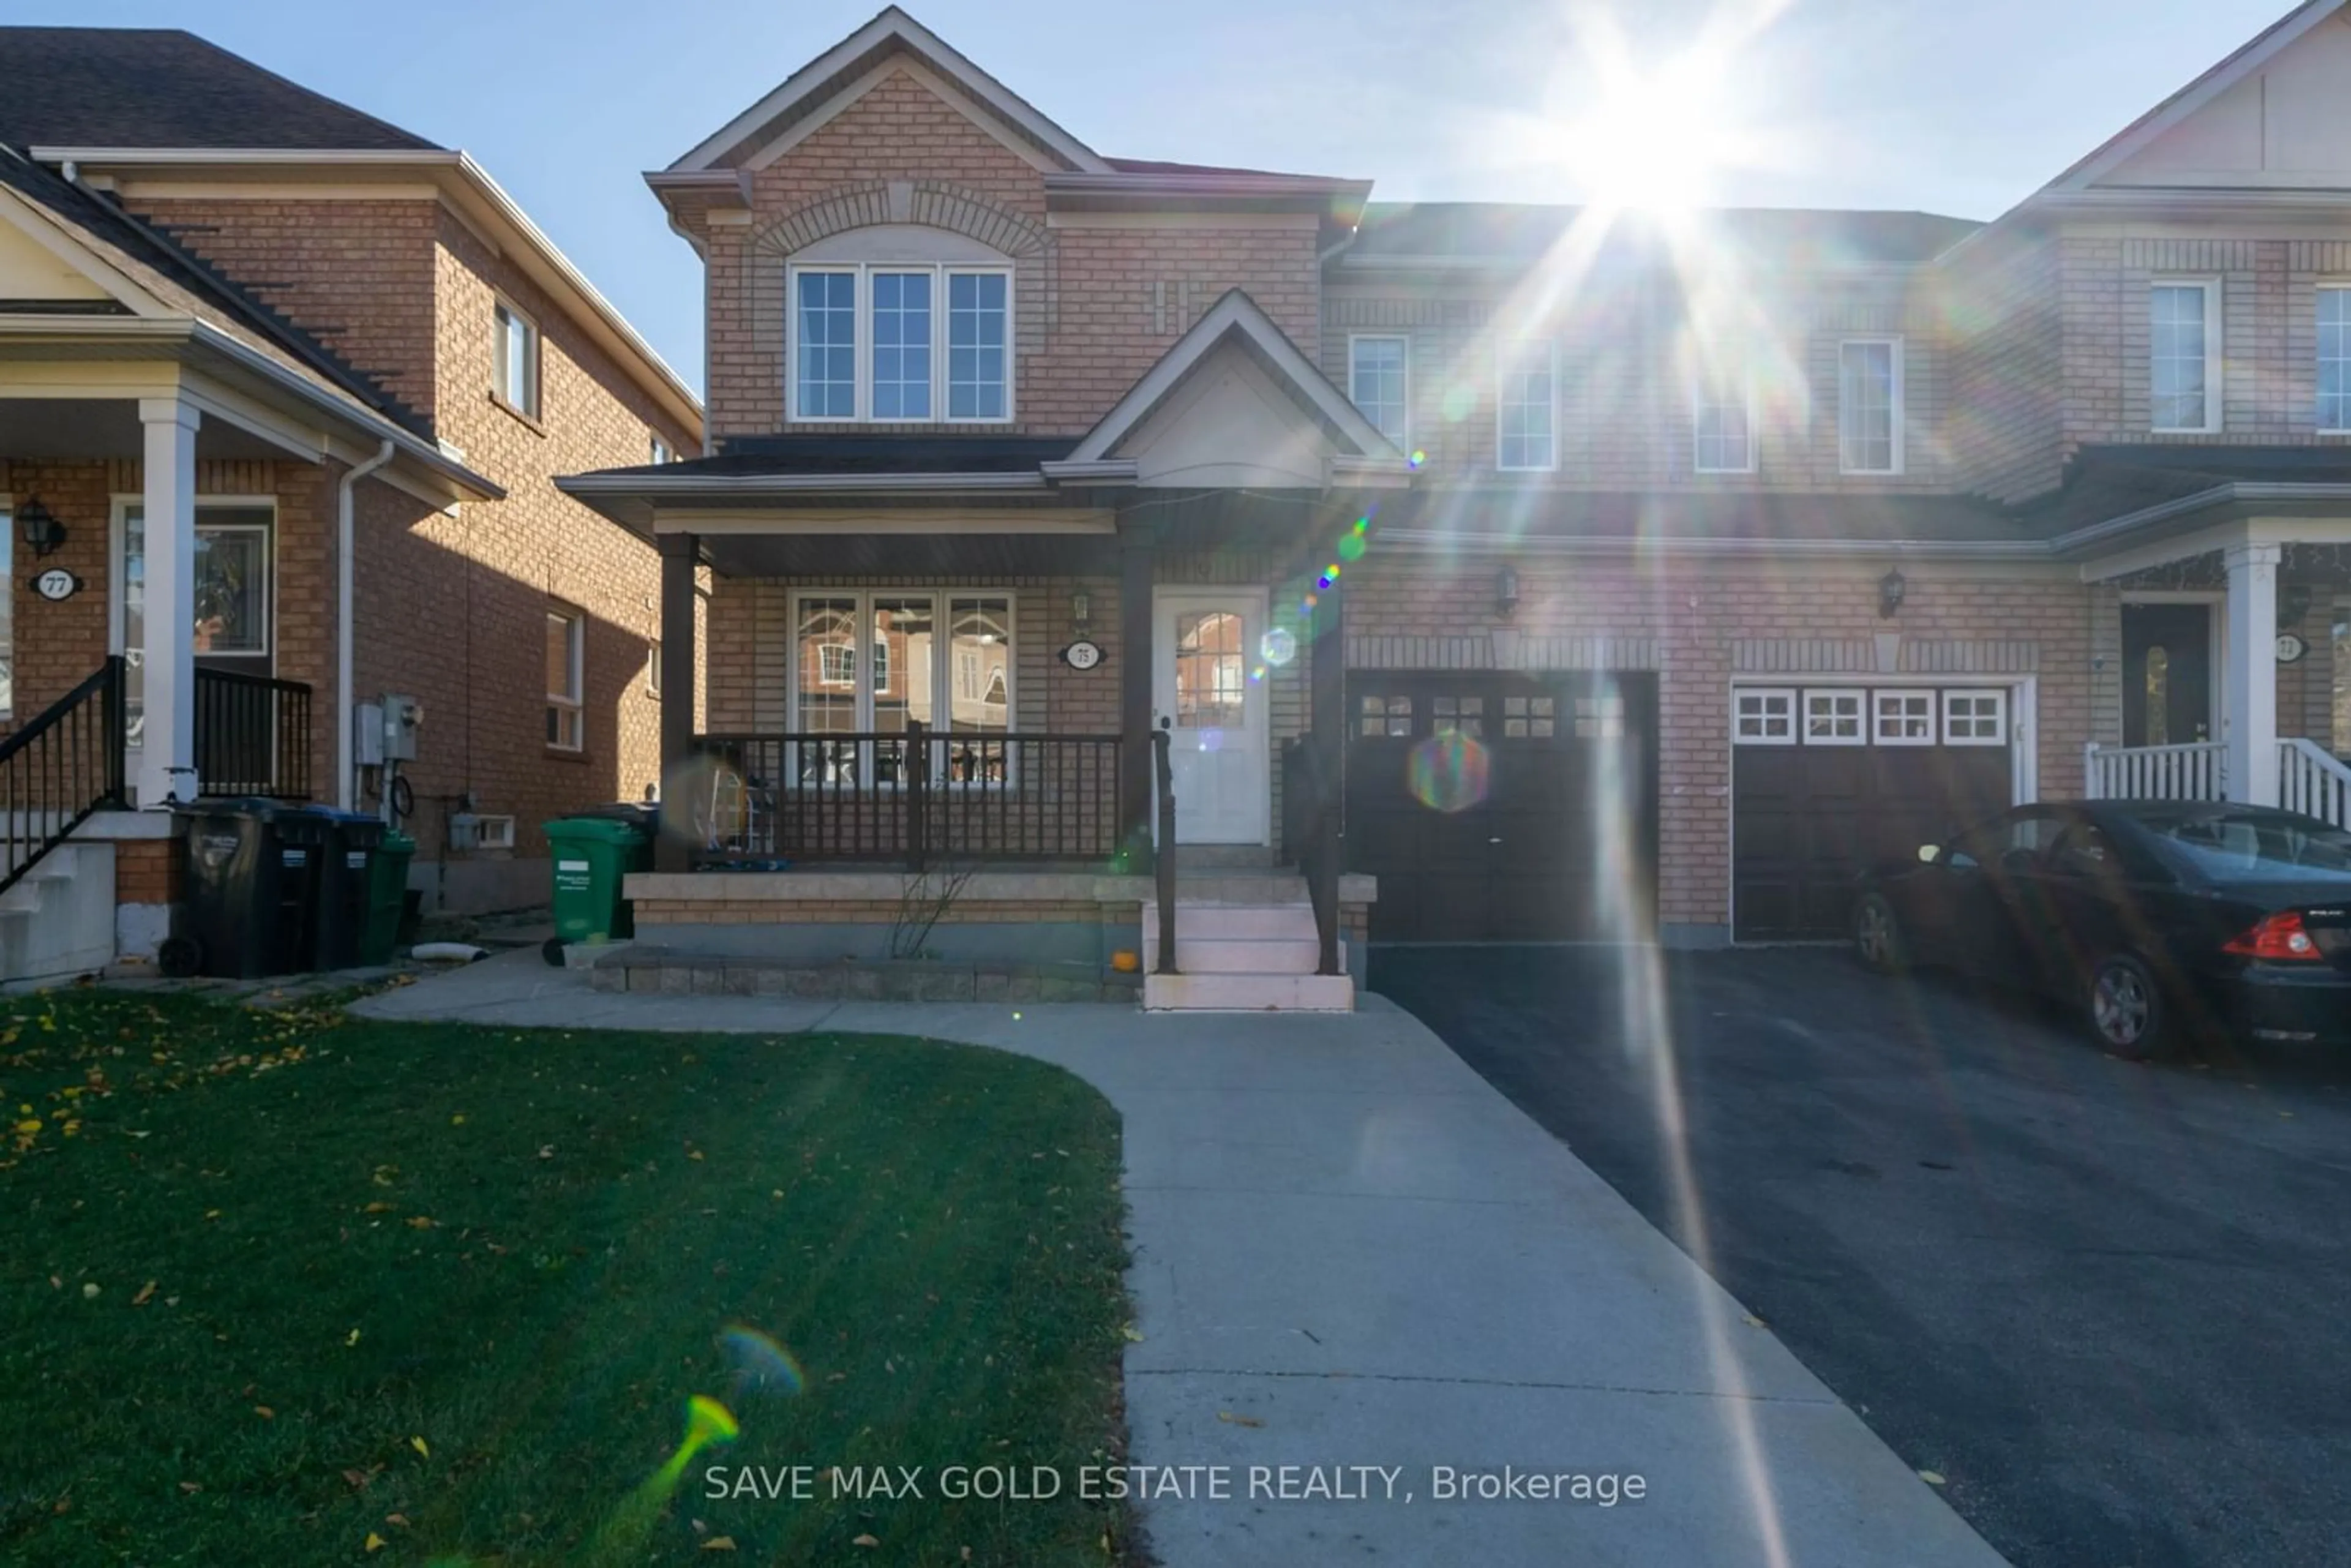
xmin=26 ymin=0 xmax=2301 ymax=394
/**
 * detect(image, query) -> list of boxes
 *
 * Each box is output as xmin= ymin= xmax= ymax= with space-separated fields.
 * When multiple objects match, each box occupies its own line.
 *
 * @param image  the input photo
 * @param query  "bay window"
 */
xmin=789 ymin=264 xmax=1012 ymax=423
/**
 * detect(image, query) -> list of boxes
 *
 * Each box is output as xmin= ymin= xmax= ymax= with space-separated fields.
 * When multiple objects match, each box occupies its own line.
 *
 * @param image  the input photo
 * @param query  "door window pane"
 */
xmin=796 ymin=596 xmax=858 ymax=732
xmin=869 ymin=596 xmax=934 ymax=734
xmin=1174 ymin=610 xmax=1245 ymax=728
xmin=947 ymin=272 xmax=1008 ymax=419
xmin=192 ymin=530 xmax=268 ymax=654
xmin=795 ymin=272 xmax=857 ymax=419
xmin=948 ymin=597 xmax=1011 ymax=733
xmin=870 ymin=272 xmax=932 ymax=421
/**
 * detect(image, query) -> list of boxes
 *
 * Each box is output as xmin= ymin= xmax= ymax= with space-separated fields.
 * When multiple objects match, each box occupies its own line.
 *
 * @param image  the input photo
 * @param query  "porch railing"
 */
xmin=2083 ymin=740 xmax=2225 ymax=802
xmin=194 ymin=668 xmax=313 ymax=800
xmin=2278 ymin=738 xmax=2351 ymax=831
xmin=692 ymin=724 xmax=1122 ymax=863
xmin=0 ymin=658 xmax=127 ymax=897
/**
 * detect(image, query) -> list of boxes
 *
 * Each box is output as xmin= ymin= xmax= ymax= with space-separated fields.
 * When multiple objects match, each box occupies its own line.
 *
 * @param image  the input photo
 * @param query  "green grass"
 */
xmin=0 ymin=989 xmax=1133 ymax=1565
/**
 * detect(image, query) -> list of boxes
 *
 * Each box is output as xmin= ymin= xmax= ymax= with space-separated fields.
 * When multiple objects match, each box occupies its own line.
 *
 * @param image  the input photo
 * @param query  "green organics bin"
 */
xmin=544 ymin=816 xmax=651 ymax=948
xmin=362 ymin=830 xmax=415 ymax=965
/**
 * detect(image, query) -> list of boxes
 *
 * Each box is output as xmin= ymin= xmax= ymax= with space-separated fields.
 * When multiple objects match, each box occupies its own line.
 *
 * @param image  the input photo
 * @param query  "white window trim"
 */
xmin=1837 ymin=337 xmax=1905 ymax=476
xmin=1872 ymin=689 xmax=1936 ymax=746
xmin=1348 ymin=332 xmax=1411 ymax=450
xmin=788 ymin=587 xmax=1019 ymax=757
xmin=492 ymin=296 xmax=542 ymax=419
xmin=1802 ymin=688 xmax=1868 ymax=746
xmin=0 ymin=502 xmax=11 ymax=721
xmin=2150 ymin=277 xmax=2222 ymax=435
xmin=1495 ymin=339 xmax=1558 ymax=473
xmin=2317 ymin=281 xmax=2351 ymax=436
xmin=785 ymin=262 xmax=1016 ymax=426
xmin=646 ymin=642 xmax=662 ymax=699
xmin=1941 ymin=688 xmax=2008 ymax=747
xmin=547 ymin=607 xmax=585 ymax=752
xmin=1692 ymin=359 xmax=1759 ymax=475
xmin=1733 ymin=687 xmax=1798 ymax=745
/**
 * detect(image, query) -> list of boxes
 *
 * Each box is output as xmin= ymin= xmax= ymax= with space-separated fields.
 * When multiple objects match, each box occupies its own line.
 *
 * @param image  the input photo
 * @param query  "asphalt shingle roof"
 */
xmin=0 ymin=28 xmax=438 ymax=152
xmin=1343 ymin=202 xmax=1983 ymax=268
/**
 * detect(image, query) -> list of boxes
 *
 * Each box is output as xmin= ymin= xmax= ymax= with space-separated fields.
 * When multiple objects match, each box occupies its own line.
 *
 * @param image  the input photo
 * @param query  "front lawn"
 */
xmin=0 ymin=989 xmax=1132 ymax=1564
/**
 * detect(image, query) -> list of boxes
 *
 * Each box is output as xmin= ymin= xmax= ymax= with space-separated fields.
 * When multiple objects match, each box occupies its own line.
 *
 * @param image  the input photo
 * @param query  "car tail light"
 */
xmin=2222 ymin=910 xmax=2324 ymax=962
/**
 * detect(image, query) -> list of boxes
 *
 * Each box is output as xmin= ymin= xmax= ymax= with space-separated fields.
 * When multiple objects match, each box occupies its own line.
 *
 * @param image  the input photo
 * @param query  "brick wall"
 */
xmin=1946 ymin=231 xmax=2066 ymax=503
xmin=693 ymin=65 xmax=1322 ymax=441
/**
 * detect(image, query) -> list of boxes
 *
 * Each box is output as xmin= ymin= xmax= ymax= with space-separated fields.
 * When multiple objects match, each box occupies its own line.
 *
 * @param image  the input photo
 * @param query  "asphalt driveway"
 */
xmin=1373 ymin=944 xmax=2351 ymax=1568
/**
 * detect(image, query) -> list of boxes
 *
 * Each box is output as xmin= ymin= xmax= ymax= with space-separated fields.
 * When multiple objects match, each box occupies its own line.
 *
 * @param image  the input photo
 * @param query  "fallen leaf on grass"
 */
xmin=254 ymin=1406 xmax=274 ymax=1420
xmin=178 ymin=1482 xmax=200 ymax=1495
xmin=1217 ymin=1411 xmax=1264 ymax=1428
xmin=1918 ymin=1469 xmax=1946 ymax=1486
xmin=405 ymin=1217 xmax=435 ymax=1230
xmin=852 ymin=1536 xmax=880 ymax=1549
xmin=410 ymin=1436 xmax=429 ymax=1458
xmin=80 ymin=1283 xmax=98 ymax=1299
xmin=1120 ymin=1324 xmax=1145 ymax=1343
xmin=347 ymin=1329 xmax=361 ymax=1347
xmin=384 ymin=1513 xmax=410 ymax=1528
xmin=342 ymin=1469 xmax=373 ymax=1491
xmin=132 ymin=1281 xmax=157 ymax=1307
xmin=364 ymin=1202 xmax=394 ymax=1214
xmin=365 ymin=1532 xmax=387 ymax=1551
xmin=701 ymin=1539 xmax=737 ymax=1553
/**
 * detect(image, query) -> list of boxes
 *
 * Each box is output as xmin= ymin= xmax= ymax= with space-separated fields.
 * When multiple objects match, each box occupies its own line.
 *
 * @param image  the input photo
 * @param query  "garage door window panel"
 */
xmin=1503 ymin=694 xmax=1555 ymax=738
xmin=1803 ymin=689 xmax=1866 ymax=745
xmin=1433 ymin=693 xmax=1484 ymax=737
xmin=1361 ymin=693 xmax=1412 ymax=737
xmin=1944 ymin=689 xmax=2008 ymax=745
xmin=1735 ymin=688 xmax=1796 ymax=744
xmin=1874 ymin=691 xmax=1935 ymax=746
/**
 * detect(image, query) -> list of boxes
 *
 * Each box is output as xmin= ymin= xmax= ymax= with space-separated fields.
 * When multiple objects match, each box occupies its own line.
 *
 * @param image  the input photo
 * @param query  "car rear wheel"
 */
xmin=2087 ymin=953 xmax=2172 ymax=1060
xmin=1853 ymin=892 xmax=1908 ymax=975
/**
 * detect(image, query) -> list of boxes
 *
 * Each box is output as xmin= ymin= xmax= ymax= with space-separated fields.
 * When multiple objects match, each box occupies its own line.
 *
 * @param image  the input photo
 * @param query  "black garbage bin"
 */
xmin=170 ymin=798 xmax=331 ymax=978
xmin=314 ymin=811 xmax=386 ymax=970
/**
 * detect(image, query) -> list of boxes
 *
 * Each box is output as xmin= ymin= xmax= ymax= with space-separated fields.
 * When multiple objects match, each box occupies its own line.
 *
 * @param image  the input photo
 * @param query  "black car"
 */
xmin=1853 ymin=800 xmax=2351 ymax=1058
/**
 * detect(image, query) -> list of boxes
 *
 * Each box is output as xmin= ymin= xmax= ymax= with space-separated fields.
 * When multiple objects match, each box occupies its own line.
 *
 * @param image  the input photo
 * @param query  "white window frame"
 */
xmin=1733 ymin=687 xmax=1797 ymax=745
xmin=493 ymin=298 xmax=541 ymax=420
xmin=784 ymin=263 xmax=1016 ymax=426
xmin=1837 ymin=337 xmax=1904 ymax=475
xmin=0 ymin=503 xmax=11 ymax=721
xmin=789 ymin=585 xmax=1019 ymax=737
xmin=1348 ymin=333 xmax=1410 ymax=449
xmin=650 ymin=435 xmax=672 ymax=465
xmin=1495 ymin=339 xmax=1558 ymax=472
xmin=1941 ymin=688 xmax=2008 ymax=746
xmin=1872 ymin=689 xmax=1936 ymax=746
xmin=2318 ymin=283 xmax=2351 ymax=435
xmin=1802 ymin=688 xmax=1867 ymax=746
xmin=2150 ymin=278 xmax=2221 ymax=434
xmin=546 ymin=606 xmax=585 ymax=752
xmin=1692 ymin=358 xmax=1758 ymax=475
xmin=646 ymin=642 xmax=662 ymax=699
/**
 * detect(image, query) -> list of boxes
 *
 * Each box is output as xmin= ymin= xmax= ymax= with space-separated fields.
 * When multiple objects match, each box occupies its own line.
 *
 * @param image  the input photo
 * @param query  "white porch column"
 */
xmin=2222 ymin=540 xmax=2282 ymax=806
xmin=137 ymin=396 xmax=200 ymax=808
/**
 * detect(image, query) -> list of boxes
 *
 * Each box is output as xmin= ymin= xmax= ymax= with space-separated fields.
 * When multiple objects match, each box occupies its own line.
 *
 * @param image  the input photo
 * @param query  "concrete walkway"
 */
xmin=356 ymin=953 xmax=2005 ymax=1567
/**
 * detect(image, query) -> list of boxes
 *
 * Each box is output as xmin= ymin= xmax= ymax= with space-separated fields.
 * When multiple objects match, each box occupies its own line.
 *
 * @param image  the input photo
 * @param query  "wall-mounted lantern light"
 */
xmin=1070 ymin=590 xmax=1092 ymax=635
xmin=1878 ymin=567 xmax=1907 ymax=620
xmin=17 ymin=497 xmax=65 ymax=558
xmin=2280 ymin=583 xmax=2313 ymax=629
xmin=1495 ymin=564 xmax=1521 ymax=620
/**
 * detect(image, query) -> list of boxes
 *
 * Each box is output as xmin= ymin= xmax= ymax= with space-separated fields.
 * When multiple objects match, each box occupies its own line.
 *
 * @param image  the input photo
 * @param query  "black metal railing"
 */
xmin=692 ymin=722 xmax=1123 ymax=865
xmin=1152 ymin=725 xmax=1176 ymax=975
xmin=193 ymin=668 xmax=313 ymax=800
xmin=1281 ymin=737 xmax=1342 ymax=976
xmin=0 ymin=658 xmax=126 ymax=897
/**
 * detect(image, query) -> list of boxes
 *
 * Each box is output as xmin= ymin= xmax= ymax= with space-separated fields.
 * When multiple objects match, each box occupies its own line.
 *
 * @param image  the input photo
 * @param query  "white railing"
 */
xmin=2083 ymin=740 xmax=2226 ymax=801
xmin=2278 ymin=738 xmax=2351 ymax=830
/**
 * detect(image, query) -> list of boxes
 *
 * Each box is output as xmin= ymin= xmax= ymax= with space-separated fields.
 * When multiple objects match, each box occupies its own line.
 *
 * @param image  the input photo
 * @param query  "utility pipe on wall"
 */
xmin=336 ymin=440 xmax=397 ymax=811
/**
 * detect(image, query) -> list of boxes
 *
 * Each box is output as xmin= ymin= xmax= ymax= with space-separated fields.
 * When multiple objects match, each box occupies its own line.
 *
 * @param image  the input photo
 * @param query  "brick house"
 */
xmin=0 ymin=29 xmax=700 ymax=980
xmin=563 ymin=4 xmax=2351 ymax=1007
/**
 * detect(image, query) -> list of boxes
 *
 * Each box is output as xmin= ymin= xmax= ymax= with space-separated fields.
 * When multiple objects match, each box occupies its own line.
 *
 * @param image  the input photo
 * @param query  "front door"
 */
xmin=2121 ymin=602 xmax=2212 ymax=748
xmin=1153 ymin=590 xmax=1269 ymax=844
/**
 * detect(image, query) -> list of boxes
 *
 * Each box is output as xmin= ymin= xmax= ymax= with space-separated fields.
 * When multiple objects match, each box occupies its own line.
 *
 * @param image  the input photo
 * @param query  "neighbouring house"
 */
xmin=0 ymin=29 xmax=702 ymax=981
xmin=557 ymin=3 xmax=2351 ymax=1008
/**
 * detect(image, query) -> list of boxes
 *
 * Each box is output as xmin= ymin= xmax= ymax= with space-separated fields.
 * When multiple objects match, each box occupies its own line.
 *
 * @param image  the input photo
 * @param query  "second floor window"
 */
xmin=2151 ymin=281 xmax=2218 ymax=432
xmin=1349 ymin=336 xmax=1409 ymax=448
xmin=1693 ymin=362 xmax=1754 ymax=474
xmin=791 ymin=264 xmax=1011 ymax=424
xmin=494 ymin=301 xmax=541 ymax=419
xmin=1497 ymin=342 xmax=1556 ymax=471
xmin=1839 ymin=339 xmax=1902 ymax=475
xmin=2320 ymin=286 xmax=2350 ymax=435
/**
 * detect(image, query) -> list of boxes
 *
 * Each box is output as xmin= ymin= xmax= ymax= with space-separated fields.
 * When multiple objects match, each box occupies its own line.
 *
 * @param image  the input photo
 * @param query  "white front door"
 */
xmin=1153 ymin=589 xmax=1270 ymax=844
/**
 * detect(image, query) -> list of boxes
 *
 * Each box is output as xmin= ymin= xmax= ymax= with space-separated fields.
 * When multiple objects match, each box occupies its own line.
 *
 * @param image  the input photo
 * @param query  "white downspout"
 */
xmin=336 ymin=440 xmax=397 ymax=811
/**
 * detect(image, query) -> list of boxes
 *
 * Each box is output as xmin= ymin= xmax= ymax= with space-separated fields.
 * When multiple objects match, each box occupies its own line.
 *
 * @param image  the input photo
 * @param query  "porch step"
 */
xmin=1143 ymin=971 xmax=1356 ymax=1012
xmin=1142 ymin=899 xmax=1318 ymax=944
xmin=1161 ymin=936 xmax=1328 ymax=974
xmin=0 ymin=844 xmax=118 ymax=988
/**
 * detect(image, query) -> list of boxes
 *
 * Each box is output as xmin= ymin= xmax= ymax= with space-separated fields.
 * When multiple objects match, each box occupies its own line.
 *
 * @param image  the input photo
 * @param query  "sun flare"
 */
xmin=1555 ymin=53 xmax=1736 ymax=215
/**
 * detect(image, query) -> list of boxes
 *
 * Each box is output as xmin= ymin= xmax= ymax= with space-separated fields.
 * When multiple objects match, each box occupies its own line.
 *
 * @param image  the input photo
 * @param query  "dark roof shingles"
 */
xmin=1344 ymin=202 xmax=1982 ymax=266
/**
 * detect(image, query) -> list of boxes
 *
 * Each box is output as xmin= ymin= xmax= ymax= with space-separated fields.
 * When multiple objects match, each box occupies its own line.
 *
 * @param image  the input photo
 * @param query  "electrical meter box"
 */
xmin=353 ymin=702 xmax=384 ymax=767
xmin=380 ymin=694 xmax=423 ymax=762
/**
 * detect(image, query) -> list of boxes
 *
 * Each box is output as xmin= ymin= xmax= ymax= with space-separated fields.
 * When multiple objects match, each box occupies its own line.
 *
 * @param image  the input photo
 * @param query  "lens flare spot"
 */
xmin=1195 ymin=729 xmax=1223 ymax=752
xmin=1259 ymin=627 xmax=1298 ymax=666
xmin=717 ymin=1324 xmax=806 ymax=1398
xmin=1407 ymin=732 xmax=1491 ymax=814
xmin=1337 ymin=533 xmax=1367 ymax=563
xmin=1249 ymin=665 xmax=1267 ymax=683
xmin=1409 ymin=449 xmax=1427 ymax=468
xmin=659 ymin=753 xmax=725 ymax=841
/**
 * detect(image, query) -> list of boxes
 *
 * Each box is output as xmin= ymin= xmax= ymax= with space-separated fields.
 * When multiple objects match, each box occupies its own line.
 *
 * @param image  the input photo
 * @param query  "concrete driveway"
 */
xmin=1373 ymin=945 xmax=2351 ymax=1568
xmin=358 ymin=953 xmax=2001 ymax=1566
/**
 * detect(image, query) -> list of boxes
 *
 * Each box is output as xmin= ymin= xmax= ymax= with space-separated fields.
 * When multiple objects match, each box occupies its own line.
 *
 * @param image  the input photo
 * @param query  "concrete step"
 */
xmin=1143 ymin=971 xmax=1355 ymax=1012
xmin=1142 ymin=902 xmax=1319 ymax=943
xmin=0 ymin=843 xmax=117 ymax=988
xmin=1163 ymin=935 xmax=1331 ymax=974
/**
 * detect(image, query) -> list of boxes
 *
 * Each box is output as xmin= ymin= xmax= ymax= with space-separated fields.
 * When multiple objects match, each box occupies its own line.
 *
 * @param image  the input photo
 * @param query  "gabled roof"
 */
xmin=1064 ymin=288 xmax=1400 ymax=467
xmin=0 ymin=28 xmax=437 ymax=152
xmin=2039 ymin=0 xmax=2345 ymax=193
xmin=671 ymin=6 xmax=1109 ymax=174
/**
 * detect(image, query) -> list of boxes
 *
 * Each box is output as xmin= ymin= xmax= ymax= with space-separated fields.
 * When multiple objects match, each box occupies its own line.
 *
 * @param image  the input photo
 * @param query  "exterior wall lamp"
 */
xmin=1496 ymin=564 xmax=1521 ymax=620
xmin=18 ymin=497 xmax=65 ymax=557
xmin=1070 ymin=590 xmax=1092 ymax=635
xmin=1878 ymin=567 xmax=1907 ymax=619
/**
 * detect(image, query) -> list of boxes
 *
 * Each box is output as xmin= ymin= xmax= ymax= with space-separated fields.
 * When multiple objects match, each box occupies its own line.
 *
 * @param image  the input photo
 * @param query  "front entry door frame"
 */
xmin=2119 ymin=591 xmax=2222 ymax=749
xmin=1152 ymin=586 xmax=1271 ymax=846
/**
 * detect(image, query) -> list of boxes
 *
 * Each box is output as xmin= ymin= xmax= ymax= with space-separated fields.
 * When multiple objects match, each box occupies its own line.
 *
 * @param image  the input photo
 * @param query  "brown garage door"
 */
xmin=1732 ymin=686 xmax=2015 ymax=942
xmin=1345 ymin=671 xmax=1659 ymax=943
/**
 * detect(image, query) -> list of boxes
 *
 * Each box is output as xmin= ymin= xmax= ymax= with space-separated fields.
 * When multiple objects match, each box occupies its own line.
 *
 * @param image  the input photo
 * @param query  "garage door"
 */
xmin=1732 ymin=686 xmax=2015 ymax=942
xmin=1346 ymin=671 xmax=1658 ymax=943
